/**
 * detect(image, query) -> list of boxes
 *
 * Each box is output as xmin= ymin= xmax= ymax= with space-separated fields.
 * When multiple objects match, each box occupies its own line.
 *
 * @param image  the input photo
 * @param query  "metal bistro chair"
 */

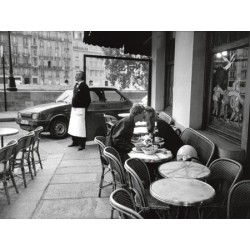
xmin=94 ymin=136 xmax=113 ymax=197
xmin=103 ymin=146 xmax=128 ymax=218
xmin=200 ymin=158 xmax=242 ymax=219
xmin=125 ymin=158 xmax=170 ymax=219
xmin=227 ymin=180 xmax=250 ymax=219
xmin=110 ymin=188 xmax=144 ymax=219
xmin=180 ymin=128 xmax=215 ymax=167
xmin=0 ymin=140 xmax=18 ymax=204
xmin=12 ymin=131 xmax=35 ymax=188
xmin=103 ymin=146 xmax=127 ymax=190
xmin=30 ymin=126 xmax=43 ymax=176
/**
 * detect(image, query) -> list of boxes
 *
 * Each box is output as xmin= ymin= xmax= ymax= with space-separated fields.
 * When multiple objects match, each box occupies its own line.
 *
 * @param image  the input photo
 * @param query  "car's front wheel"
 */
xmin=50 ymin=118 xmax=68 ymax=139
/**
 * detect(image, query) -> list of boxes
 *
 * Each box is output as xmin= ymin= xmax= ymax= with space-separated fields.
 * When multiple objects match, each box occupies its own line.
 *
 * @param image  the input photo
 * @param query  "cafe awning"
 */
xmin=83 ymin=31 xmax=152 ymax=56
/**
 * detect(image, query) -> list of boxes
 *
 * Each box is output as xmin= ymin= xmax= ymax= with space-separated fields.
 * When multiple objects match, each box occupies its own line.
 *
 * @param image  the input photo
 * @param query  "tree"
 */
xmin=102 ymin=47 xmax=149 ymax=90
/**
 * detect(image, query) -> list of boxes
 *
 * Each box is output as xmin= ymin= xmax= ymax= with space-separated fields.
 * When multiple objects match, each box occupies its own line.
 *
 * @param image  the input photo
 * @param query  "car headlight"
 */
xmin=32 ymin=113 xmax=40 ymax=120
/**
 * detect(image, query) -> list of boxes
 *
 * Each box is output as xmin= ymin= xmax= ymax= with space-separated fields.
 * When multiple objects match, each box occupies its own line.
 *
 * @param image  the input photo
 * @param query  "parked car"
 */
xmin=16 ymin=87 xmax=133 ymax=140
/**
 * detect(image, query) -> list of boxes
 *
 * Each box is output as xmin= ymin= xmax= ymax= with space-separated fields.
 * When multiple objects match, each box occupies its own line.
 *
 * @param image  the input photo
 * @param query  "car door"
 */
xmin=86 ymin=89 xmax=107 ymax=141
xmin=86 ymin=88 xmax=132 ymax=141
xmin=102 ymin=89 xmax=132 ymax=117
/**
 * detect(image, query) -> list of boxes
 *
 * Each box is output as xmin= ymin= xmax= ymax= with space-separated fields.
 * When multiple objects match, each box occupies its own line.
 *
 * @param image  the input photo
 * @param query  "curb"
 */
xmin=0 ymin=118 xmax=16 ymax=122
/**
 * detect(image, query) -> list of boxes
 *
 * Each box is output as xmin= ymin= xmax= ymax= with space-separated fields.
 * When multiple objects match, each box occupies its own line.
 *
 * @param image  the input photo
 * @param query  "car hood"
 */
xmin=19 ymin=102 xmax=69 ymax=113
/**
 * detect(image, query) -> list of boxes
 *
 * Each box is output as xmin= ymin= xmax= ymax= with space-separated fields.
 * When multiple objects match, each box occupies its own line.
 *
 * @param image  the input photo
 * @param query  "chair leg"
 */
xmin=184 ymin=207 xmax=190 ymax=219
xmin=21 ymin=166 xmax=27 ymax=188
xmin=111 ymin=208 xmax=114 ymax=219
xmin=3 ymin=180 xmax=10 ymax=205
xmin=98 ymin=166 xmax=105 ymax=197
xmin=27 ymin=151 xmax=34 ymax=180
xmin=26 ymin=152 xmax=34 ymax=180
xmin=31 ymin=150 xmax=37 ymax=176
xmin=36 ymin=149 xmax=43 ymax=169
xmin=10 ymin=172 xmax=19 ymax=194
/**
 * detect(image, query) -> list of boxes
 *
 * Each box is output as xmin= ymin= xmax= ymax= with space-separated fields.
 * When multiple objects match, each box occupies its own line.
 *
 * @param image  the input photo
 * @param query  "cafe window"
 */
xmin=164 ymin=31 xmax=175 ymax=112
xmin=207 ymin=32 xmax=249 ymax=143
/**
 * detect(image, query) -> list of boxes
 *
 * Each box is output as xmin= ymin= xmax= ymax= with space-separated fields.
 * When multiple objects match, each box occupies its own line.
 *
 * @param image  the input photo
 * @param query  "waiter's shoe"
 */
xmin=68 ymin=143 xmax=78 ymax=147
xmin=78 ymin=146 xmax=85 ymax=151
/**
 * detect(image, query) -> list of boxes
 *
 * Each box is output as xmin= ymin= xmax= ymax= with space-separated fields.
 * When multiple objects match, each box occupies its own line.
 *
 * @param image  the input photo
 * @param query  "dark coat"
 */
xmin=156 ymin=117 xmax=184 ymax=157
xmin=72 ymin=81 xmax=91 ymax=108
xmin=107 ymin=116 xmax=135 ymax=164
xmin=110 ymin=116 xmax=135 ymax=154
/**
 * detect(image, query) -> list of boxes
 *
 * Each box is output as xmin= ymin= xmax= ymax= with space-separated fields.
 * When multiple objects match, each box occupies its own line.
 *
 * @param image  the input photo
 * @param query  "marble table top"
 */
xmin=158 ymin=161 xmax=210 ymax=180
xmin=150 ymin=178 xmax=215 ymax=207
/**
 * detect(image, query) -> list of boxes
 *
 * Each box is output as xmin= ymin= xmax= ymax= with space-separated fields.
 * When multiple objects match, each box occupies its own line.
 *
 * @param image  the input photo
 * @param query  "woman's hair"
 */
xmin=145 ymin=106 xmax=157 ymax=118
xmin=145 ymin=106 xmax=157 ymax=133
xmin=130 ymin=104 xmax=145 ymax=118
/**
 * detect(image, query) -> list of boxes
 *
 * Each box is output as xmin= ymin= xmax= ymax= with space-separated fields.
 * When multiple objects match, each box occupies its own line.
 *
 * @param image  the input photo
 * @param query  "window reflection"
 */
xmin=209 ymin=47 xmax=248 ymax=140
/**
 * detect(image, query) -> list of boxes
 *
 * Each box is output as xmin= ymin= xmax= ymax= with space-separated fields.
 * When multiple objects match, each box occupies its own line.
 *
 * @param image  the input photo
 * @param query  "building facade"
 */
xmin=72 ymin=31 xmax=108 ymax=87
xmin=0 ymin=31 xmax=109 ymax=89
xmin=0 ymin=31 xmax=74 ymax=87
xmin=151 ymin=31 xmax=250 ymax=177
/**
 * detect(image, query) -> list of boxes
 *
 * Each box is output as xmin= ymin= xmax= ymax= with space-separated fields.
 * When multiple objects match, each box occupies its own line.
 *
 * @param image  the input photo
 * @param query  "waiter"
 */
xmin=68 ymin=71 xmax=91 ymax=151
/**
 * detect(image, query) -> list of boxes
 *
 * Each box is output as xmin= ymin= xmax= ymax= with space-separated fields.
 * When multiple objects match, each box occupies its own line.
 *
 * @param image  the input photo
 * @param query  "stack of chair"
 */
xmin=0 ymin=140 xmax=18 ymax=204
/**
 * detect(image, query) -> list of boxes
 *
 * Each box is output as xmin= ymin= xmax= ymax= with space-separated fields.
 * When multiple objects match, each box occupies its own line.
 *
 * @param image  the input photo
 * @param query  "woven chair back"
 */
xmin=15 ymin=132 xmax=35 ymax=155
xmin=0 ymin=140 xmax=18 ymax=172
xmin=104 ymin=147 xmax=127 ymax=186
xmin=227 ymin=180 xmax=250 ymax=219
xmin=208 ymin=158 xmax=242 ymax=207
xmin=110 ymin=188 xmax=143 ymax=219
xmin=124 ymin=159 xmax=148 ymax=208
xmin=94 ymin=136 xmax=108 ymax=166
xmin=180 ymin=128 xmax=215 ymax=166
xmin=125 ymin=158 xmax=151 ymax=189
xmin=33 ymin=126 xmax=43 ymax=143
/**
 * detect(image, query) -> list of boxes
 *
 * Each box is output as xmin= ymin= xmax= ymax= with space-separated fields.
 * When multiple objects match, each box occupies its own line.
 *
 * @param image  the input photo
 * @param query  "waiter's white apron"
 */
xmin=68 ymin=107 xmax=86 ymax=137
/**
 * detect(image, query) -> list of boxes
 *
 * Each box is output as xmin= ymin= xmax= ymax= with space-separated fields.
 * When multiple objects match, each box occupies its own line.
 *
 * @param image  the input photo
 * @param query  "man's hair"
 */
xmin=130 ymin=104 xmax=145 ymax=118
xmin=78 ymin=71 xmax=84 ymax=80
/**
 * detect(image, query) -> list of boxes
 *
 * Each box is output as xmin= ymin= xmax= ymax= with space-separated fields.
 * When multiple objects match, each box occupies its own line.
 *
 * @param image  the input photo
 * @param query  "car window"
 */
xmin=104 ymin=90 xmax=124 ymax=102
xmin=56 ymin=90 xmax=73 ymax=103
xmin=90 ymin=90 xmax=101 ymax=103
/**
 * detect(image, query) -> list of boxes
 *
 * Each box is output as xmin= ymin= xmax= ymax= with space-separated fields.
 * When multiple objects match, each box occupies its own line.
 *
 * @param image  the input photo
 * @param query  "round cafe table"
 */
xmin=150 ymin=178 xmax=215 ymax=207
xmin=0 ymin=128 xmax=19 ymax=147
xmin=158 ymin=161 xmax=210 ymax=180
xmin=128 ymin=149 xmax=172 ymax=164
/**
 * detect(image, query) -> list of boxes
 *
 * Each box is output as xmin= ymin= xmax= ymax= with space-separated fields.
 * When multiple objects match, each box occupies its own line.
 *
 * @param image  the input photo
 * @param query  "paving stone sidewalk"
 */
xmin=0 ymin=135 xmax=116 ymax=219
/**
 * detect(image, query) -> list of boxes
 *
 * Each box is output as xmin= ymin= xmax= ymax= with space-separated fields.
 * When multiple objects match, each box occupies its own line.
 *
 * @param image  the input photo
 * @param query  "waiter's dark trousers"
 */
xmin=72 ymin=136 xmax=86 ymax=148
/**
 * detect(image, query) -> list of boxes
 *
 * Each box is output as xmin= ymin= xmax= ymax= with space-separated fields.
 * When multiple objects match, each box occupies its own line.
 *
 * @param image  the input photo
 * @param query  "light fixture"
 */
xmin=216 ymin=53 xmax=222 ymax=58
xmin=222 ymin=51 xmax=228 ymax=56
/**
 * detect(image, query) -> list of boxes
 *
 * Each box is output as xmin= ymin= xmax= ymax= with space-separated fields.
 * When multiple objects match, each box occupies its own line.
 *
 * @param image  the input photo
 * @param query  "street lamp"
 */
xmin=7 ymin=31 xmax=17 ymax=91
xmin=0 ymin=45 xmax=7 ymax=111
